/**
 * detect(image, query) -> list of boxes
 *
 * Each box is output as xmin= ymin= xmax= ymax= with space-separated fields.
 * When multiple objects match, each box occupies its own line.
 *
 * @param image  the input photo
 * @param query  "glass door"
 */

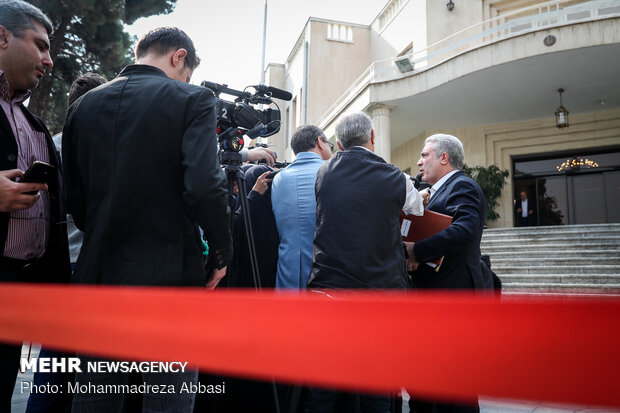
xmin=513 ymin=149 xmax=620 ymax=226
xmin=536 ymin=176 xmax=568 ymax=226
xmin=569 ymin=173 xmax=606 ymax=224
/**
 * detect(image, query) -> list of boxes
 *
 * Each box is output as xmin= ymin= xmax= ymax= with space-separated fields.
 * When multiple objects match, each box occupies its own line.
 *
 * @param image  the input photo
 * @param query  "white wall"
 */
xmin=371 ymin=0 xmax=428 ymax=62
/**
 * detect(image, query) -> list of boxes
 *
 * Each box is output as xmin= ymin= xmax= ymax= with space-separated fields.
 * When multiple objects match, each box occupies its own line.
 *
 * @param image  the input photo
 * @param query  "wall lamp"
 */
xmin=555 ymin=88 xmax=569 ymax=129
xmin=395 ymin=57 xmax=414 ymax=73
xmin=447 ymin=0 xmax=455 ymax=11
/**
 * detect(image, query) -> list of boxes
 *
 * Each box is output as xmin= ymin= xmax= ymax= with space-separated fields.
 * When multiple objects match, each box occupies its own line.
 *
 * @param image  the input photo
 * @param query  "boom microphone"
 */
xmin=251 ymin=84 xmax=293 ymax=101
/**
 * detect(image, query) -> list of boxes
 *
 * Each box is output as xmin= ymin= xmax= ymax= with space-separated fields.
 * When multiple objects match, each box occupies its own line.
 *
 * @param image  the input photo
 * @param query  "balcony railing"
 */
xmin=317 ymin=0 xmax=620 ymax=128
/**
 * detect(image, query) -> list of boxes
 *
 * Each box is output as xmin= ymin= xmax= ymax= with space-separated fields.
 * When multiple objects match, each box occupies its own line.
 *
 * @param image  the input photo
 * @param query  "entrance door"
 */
xmin=513 ymin=150 xmax=620 ymax=226
xmin=536 ymin=176 xmax=568 ymax=226
xmin=604 ymin=171 xmax=620 ymax=223
xmin=569 ymin=173 xmax=606 ymax=224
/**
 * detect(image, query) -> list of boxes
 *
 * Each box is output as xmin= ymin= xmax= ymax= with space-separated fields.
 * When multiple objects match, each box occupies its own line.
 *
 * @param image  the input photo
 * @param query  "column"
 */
xmin=367 ymin=104 xmax=394 ymax=163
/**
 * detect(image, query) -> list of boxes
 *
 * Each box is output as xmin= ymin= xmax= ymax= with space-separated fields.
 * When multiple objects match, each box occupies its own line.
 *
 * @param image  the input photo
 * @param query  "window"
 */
xmin=285 ymin=107 xmax=290 ymax=148
xmin=327 ymin=23 xmax=353 ymax=42
xmin=378 ymin=0 xmax=409 ymax=32
xmin=299 ymin=87 xmax=303 ymax=124
xmin=291 ymin=98 xmax=297 ymax=132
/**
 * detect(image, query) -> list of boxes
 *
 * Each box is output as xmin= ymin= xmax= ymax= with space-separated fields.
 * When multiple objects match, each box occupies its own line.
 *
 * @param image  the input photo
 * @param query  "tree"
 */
xmin=462 ymin=164 xmax=509 ymax=222
xmin=26 ymin=0 xmax=177 ymax=133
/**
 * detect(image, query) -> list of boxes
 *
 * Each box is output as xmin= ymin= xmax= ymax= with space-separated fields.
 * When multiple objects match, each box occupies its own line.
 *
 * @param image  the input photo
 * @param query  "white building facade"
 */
xmin=266 ymin=0 xmax=620 ymax=228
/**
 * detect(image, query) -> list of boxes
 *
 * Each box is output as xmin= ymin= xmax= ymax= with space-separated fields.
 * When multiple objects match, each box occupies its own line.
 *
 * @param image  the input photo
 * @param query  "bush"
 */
xmin=462 ymin=164 xmax=509 ymax=222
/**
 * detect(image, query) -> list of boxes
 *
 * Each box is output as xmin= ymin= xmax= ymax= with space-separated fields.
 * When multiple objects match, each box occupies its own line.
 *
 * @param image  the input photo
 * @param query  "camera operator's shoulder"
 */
xmin=172 ymin=79 xmax=215 ymax=99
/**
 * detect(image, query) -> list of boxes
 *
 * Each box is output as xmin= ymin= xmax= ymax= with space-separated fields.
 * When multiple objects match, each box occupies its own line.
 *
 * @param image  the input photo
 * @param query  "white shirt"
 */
xmin=430 ymin=170 xmax=459 ymax=199
xmin=403 ymin=174 xmax=424 ymax=216
xmin=521 ymin=198 xmax=529 ymax=218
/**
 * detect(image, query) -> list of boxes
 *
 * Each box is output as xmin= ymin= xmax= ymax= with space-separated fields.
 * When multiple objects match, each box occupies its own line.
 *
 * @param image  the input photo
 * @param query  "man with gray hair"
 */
xmin=408 ymin=133 xmax=486 ymax=289
xmin=0 ymin=1 xmax=71 ymax=410
xmin=305 ymin=111 xmax=424 ymax=412
xmin=271 ymin=124 xmax=333 ymax=289
xmin=407 ymin=133 xmax=486 ymax=413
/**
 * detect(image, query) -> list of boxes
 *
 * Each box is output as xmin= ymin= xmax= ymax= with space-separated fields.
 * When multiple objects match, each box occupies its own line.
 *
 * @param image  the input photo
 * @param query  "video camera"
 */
xmin=200 ymin=81 xmax=292 ymax=153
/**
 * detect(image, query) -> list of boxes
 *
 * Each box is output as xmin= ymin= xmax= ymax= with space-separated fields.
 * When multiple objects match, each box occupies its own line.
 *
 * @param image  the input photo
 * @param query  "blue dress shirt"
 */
xmin=271 ymin=152 xmax=325 ymax=289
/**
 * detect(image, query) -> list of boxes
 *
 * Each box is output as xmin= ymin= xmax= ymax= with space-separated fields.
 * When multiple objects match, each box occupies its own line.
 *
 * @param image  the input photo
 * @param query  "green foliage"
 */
xmin=125 ymin=0 xmax=176 ymax=24
xmin=26 ymin=0 xmax=177 ymax=133
xmin=462 ymin=164 xmax=509 ymax=222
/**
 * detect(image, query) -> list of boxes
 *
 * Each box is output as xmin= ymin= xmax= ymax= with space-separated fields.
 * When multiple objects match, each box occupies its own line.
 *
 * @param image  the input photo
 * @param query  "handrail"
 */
xmin=317 ymin=0 xmax=620 ymax=128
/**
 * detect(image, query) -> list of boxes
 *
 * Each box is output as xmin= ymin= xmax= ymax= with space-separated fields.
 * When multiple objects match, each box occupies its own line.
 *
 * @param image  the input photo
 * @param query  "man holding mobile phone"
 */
xmin=0 ymin=0 xmax=71 ymax=410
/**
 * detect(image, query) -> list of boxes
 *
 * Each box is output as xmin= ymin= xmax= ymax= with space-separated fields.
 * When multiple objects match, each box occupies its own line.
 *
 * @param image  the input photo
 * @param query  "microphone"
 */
xmin=415 ymin=173 xmax=432 ymax=191
xmin=251 ymin=84 xmax=293 ymax=101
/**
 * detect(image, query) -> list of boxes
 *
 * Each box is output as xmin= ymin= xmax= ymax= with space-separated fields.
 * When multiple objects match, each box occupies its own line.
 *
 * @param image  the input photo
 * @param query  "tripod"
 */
xmin=219 ymin=150 xmax=282 ymax=413
xmin=221 ymin=151 xmax=262 ymax=289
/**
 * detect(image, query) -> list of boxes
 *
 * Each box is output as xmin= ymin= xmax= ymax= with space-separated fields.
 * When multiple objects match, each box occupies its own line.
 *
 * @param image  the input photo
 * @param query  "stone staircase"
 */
xmin=481 ymin=223 xmax=620 ymax=295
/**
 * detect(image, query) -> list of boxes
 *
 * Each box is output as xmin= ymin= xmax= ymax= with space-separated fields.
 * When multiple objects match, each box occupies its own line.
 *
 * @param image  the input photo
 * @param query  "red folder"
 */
xmin=399 ymin=210 xmax=452 ymax=271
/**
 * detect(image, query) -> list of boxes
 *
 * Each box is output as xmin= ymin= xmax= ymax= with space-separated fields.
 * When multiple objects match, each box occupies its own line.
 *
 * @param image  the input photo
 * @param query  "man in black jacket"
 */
xmin=306 ymin=112 xmax=424 ymax=412
xmin=62 ymin=27 xmax=232 ymax=412
xmin=0 ymin=1 xmax=71 ymax=410
xmin=308 ymin=112 xmax=424 ymax=291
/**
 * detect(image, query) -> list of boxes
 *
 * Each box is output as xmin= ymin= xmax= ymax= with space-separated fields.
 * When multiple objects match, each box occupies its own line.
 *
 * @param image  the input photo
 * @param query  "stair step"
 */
xmin=491 ymin=257 xmax=620 ymax=266
xmin=484 ymin=223 xmax=620 ymax=234
xmin=482 ymin=243 xmax=620 ymax=252
xmin=493 ymin=265 xmax=619 ymax=275
xmin=483 ymin=228 xmax=620 ymax=236
xmin=482 ymin=250 xmax=618 ymax=259
xmin=498 ymin=274 xmax=620 ymax=284
xmin=481 ymin=236 xmax=620 ymax=245
xmin=502 ymin=283 xmax=620 ymax=294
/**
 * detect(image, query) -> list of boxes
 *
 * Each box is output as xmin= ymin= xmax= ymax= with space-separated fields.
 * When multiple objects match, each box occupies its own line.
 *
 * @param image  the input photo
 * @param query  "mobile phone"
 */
xmin=20 ymin=161 xmax=56 ymax=194
xmin=266 ymin=170 xmax=281 ymax=179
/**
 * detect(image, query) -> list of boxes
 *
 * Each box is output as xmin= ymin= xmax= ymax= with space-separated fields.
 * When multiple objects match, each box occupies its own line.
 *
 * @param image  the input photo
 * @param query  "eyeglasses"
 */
xmin=321 ymin=138 xmax=334 ymax=151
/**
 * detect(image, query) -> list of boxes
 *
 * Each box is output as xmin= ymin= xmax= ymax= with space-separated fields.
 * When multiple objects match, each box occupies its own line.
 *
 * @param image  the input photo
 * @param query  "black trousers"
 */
xmin=0 ymin=341 xmax=21 ymax=413
xmin=0 ymin=256 xmax=49 ymax=412
xmin=409 ymin=397 xmax=479 ymax=413
xmin=304 ymin=387 xmax=392 ymax=413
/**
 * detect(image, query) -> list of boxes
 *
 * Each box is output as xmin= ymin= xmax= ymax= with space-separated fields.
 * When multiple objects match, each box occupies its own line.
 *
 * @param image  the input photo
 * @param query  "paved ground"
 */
xmin=399 ymin=393 xmax=619 ymax=413
xmin=12 ymin=344 xmax=35 ymax=413
xmin=12 ymin=344 xmax=619 ymax=413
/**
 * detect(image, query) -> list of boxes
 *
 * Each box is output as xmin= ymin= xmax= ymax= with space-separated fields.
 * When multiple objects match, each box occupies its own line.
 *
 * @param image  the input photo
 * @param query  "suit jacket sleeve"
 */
xmin=414 ymin=178 xmax=483 ymax=263
xmin=181 ymin=88 xmax=232 ymax=267
xmin=62 ymin=102 xmax=86 ymax=231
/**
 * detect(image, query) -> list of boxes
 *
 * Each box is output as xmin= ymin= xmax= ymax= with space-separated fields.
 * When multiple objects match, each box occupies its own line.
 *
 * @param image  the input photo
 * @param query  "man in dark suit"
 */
xmin=406 ymin=133 xmax=486 ymax=412
xmin=516 ymin=190 xmax=536 ymax=226
xmin=0 ymin=1 xmax=71 ymax=410
xmin=62 ymin=27 xmax=232 ymax=412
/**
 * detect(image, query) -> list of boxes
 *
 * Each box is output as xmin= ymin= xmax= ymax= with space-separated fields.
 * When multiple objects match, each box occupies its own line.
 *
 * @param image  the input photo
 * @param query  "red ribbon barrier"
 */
xmin=1 ymin=283 xmax=619 ymax=408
